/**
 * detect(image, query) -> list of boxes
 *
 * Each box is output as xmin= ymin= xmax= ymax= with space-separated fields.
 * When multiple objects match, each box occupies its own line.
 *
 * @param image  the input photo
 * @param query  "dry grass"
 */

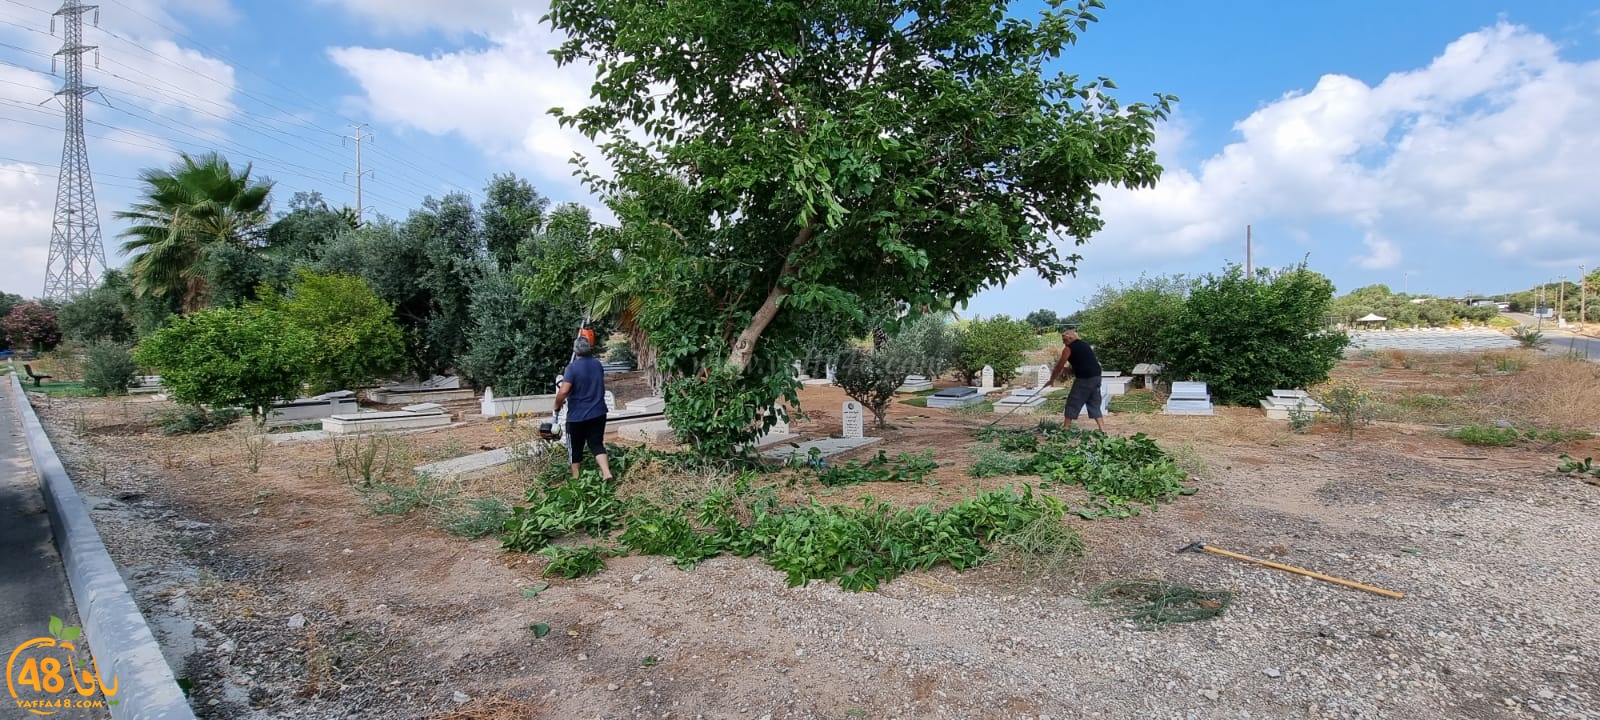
xmin=1466 ymin=355 xmax=1600 ymax=431
xmin=429 ymin=698 xmax=544 ymax=720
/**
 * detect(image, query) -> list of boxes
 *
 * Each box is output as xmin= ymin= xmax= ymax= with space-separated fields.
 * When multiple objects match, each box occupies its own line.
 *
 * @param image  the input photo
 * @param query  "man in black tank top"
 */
xmin=1048 ymin=329 xmax=1105 ymax=432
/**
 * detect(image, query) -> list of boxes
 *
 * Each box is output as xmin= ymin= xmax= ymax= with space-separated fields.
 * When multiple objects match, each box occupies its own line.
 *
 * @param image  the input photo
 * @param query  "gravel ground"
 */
xmin=25 ymin=387 xmax=1600 ymax=720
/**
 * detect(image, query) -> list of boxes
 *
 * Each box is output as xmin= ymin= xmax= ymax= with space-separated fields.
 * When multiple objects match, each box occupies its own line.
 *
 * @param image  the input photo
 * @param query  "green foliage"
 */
xmin=1024 ymin=309 xmax=1061 ymax=333
xmin=1 ymin=302 xmax=60 ymax=352
xmin=1556 ymin=454 xmax=1600 ymax=479
xmin=968 ymin=449 xmax=1029 ymax=478
xmin=538 ymin=545 xmax=609 ymax=579
xmin=1075 ymin=277 xmax=1188 ymax=371
xmin=972 ymin=424 xmax=1194 ymax=518
xmin=539 ymin=0 xmax=1171 ymax=427
xmin=115 ymin=152 xmax=274 ymax=312
xmin=952 ymin=316 xmax=1037 ymax=385
xmin=882 ymin=314 xmax=958 ymax=378
xmin=618 ymin=503 xmax=723 ymax=569
xmin=1511 ymin=326 xmax=1547 ymax=349
xmin=157 ymin=405 xmax=244 ymax=436
xmin=1315 ymin=379 xmax=1374 ymax=439
xmin=1287 ymin=405 xmax=1315 ymax=434
xmin=663 ymin=365 xmax=799 ymax=458
xmin=1330 ymin=284 xmax=1498 ymax=328
xmin=833 ymin=348 xmax=905 ymax=429
xmin=814 ymin=450 xmax=938 ymax=486
xmin=501 ymin=473 xmax=627 ymax=553
xmin=82 ymin=342 xmax=137 ymax=396
xmin=134 ymin=304 xmax=316 ymax=417
xmin=1160 ymin=264 xmax=1348 ymax=406
xmin=606 ymin=339 xmax=637 ymax=367
xmin=461 ymin=269 xmax=587 ymax=396
xmin=263 ymin=191 xmax=357 ymax=262
xmin=274 ymin=272 xmax=407 ymax=393
xmin=481 ymin=173 xmax=550 ymax=270
xmin=1447 ymin=425 xmax=1592 ymax=447
xmin=442 ymin=498 xmax=514 ymax=539
xmin=1089 ymin=580 xmax=1231 ymax=630
xmin=57 ymin=272 xmax=136 ymax=345
xmin=363 ymin=474 xmax=456 ymax=516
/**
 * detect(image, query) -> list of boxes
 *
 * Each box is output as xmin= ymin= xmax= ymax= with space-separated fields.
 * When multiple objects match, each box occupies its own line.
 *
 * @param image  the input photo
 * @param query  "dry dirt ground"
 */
xmin=24 ymin=358 xmax=1600 ymax=720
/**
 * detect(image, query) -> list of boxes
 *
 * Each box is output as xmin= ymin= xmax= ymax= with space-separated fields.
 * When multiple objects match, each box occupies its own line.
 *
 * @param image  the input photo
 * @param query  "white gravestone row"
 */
xmin=841 ymin=401 xmax=865 ymax=439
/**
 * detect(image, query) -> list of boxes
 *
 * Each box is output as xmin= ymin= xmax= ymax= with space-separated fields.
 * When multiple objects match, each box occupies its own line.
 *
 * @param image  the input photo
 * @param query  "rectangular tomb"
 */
xmin=926 ymin=386 xmax=986 ymax=409
xmin=322 ymin=410 xmax=453 ymax=435
xmin=266 ymin=393 xmax=359 ymax=427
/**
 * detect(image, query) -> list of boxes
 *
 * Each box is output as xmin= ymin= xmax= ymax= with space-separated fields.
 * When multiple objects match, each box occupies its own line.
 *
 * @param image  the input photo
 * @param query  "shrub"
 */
xmin=834 ymin=348 xmax=905 ymax=429
xmin=157 ymin=406 xmax=245 ymax=435
xmin=1074 ymin=277 xmax=1188 ymax=371
xmin=1444 ymin=424 xmax=1520 ymax=447
xmin=881 ymin=314 xmax=958 ymax=379
xmin=82 ymin=342 xmax=136 ymax=396
xmin=460 ymin=269 xmax=589 ymax=396
xmin=1160 ymin=264 xmax=1348 ymax=406
xmin=1315 ymin=379 xmax=1374 ymax=438
xmin=1511 ymin=326 xmax=1547 ymax=349
xmin=663 ymin=365 xmax=796 ymax=458
xmin=1 ymin=302 xmax=60 ymax=353
xmin=275 ymin=272 xmax=408 ymax=394
xmin=58 ymin=276 xmax=136 ymax=345
xmin=135 ymin=305 xmax=316 ymax=418
xmin=952 ymin=315 xmax=1036 ymax=385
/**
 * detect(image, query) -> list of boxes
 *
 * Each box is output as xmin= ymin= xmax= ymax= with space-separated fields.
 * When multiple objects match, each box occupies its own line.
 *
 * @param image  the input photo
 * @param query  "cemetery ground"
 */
xmin=21 ymin=350 xmax=1600 ymax=720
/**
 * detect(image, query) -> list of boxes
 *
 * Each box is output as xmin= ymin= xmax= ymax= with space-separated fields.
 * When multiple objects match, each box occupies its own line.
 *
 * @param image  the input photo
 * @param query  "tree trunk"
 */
xmin=724 ymin=225 xmax=813 ymax=372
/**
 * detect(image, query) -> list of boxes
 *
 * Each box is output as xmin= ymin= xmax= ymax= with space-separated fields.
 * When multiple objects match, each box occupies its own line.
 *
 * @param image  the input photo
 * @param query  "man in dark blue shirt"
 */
xmin=552 ymin=333 xmax=613 ymax=480
xmin=1048 ymin=329 xmax=1105 ymax=432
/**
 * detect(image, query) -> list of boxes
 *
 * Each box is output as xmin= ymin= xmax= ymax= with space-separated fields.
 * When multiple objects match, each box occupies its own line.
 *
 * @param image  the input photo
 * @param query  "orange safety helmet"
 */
xmin=578 ymin=328 xmax=596 ymax=345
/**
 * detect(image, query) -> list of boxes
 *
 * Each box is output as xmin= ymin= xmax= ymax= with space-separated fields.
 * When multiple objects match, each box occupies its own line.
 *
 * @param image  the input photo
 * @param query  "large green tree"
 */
xmin=274 ymin=272 xmax=407 ymax=394
xmin=547 ymin=0 xmax=1171 ymax=381
xmin=115 ymin=152 xmax=274 ymax=312
xmin=481 ymin=174 xmax=549 ymax=270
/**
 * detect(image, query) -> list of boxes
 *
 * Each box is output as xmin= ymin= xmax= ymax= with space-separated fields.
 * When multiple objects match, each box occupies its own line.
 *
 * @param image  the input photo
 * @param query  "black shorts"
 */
xmin=1064 ymin=376 xmax=1104 ymax=420
xmin=565 ymin=416 xmax=608 ymax=464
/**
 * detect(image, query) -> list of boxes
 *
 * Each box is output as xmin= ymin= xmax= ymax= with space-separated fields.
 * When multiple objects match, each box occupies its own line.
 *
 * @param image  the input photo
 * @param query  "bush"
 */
xmin=1160 ymin=265 xmax=1348 ymax=406
xmin=1 ymin=302 xmax=60 ymax=353
xmin=663 ymin=366 xmax=797 ymax=458
xmin=881 ymin=314 xmax=958 ymax=379
xmin=952 ymin=316 xmax=1036 ymax=385
xmin=82 ymin=342 xmax=136 ymax=396
xmin=157 ymin=406 xmax=245 ymax=435
xmin=1315 ymin=379 xmax=1374 ymax=439
xmin=275 ymin=272 xmax=408 ymax=394
xmin=1512 ymin=326 xmax=1547 ymax=349
xmin=834 ymin=348 xmax=905 ymax=429
xmin=135 ymin=305 xmax=316 ymax=418
xmin=460 ymin=270 xmax=589 ymax=396
xmin=1075 ymin=280 xmax=1187 ymax=371
xmin=58 ymin=275 xmax=136 ymax=345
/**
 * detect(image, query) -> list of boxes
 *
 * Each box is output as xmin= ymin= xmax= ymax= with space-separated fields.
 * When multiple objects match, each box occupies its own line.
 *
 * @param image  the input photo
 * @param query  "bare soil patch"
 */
xmin=25 ymin=360 xmax=1600 ymax=719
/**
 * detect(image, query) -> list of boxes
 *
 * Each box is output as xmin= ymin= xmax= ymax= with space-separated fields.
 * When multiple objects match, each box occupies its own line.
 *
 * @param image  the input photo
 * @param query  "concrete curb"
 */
xmin=8 ymin=374 xmax=197 ymax=720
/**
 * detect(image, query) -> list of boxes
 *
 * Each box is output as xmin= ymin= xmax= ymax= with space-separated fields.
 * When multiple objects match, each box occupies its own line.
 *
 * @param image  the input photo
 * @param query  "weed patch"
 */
xmin=158 ymin=406 xmax=244 ymax=435
xmin=973 ymin=424 xmax=1195 ymax=518
xmin=812 ymin=450 xmax=939 ymax=486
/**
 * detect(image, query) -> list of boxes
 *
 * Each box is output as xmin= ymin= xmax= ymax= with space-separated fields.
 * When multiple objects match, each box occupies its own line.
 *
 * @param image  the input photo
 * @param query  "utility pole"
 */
xmin=342 ymin=123 xmax=373 ymax=223
xmin=1245 ymin=225 xmax=1253 ymax=280
xmin=1558 ymin=274 xmax=1566 ymax=325
xmin=41 ymin=0 xmax=107 ymax=301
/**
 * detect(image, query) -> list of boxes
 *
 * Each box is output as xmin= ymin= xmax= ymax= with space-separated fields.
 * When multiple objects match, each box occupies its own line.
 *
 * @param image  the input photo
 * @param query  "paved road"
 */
xmin=1 ymin=380 xmax=103 ymax=717
xmin=1541 ymin=329 xmax=1600 ymax=361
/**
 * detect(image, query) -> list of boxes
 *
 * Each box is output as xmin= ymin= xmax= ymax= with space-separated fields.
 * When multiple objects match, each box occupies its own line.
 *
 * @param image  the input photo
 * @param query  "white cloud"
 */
xmin=0 ymin=164 xmax=58 ymax=298
xmin=1078 ymin=21 xmax=1600 ymax=274
xmin=1355 ymin=232 xmax=1401 ymax=270
xmin=314 ymin=0 xmax=528 ymax=35
xmin=328 ymin=10 xmax=600 ymax=196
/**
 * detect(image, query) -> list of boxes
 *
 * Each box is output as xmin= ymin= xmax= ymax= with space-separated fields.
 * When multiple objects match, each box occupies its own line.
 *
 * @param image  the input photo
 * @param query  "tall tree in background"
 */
xmin=482 ymin=174 xmax=550 ymax=270
xmin=265 ymin=191 xmax=359 ymax=262
xmin=547 ymin=0 xmax=1172 ymax=382
xmin=116 ymin=152 xmax=274 ymax=312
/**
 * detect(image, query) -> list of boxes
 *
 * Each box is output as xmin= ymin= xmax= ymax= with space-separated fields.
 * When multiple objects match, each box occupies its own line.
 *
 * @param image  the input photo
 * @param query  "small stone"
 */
xmin=1264 ymin=668 xmax=1281 ymax=678
xmin=1538 ymin=689 xmax=1555 ymax=700
xmin=1200 ymin=689 xmax=1220 ymax=701
xmin=577 ymin=653 xmax=588 ymax=661
xmin=218 ymin=639 xmax=237 ymax=653
xmin=286 ymin=613 xmax=306 ymax=628
xmin=452 ymin=691 xmax=471 ymax=704
xmin=607 ymin=683 xmax=621 ymax=692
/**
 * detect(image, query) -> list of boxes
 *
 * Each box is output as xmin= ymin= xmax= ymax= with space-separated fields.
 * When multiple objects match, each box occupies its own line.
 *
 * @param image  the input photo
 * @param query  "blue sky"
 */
xmin=3 ymin=0 xmax=1598 ymax=314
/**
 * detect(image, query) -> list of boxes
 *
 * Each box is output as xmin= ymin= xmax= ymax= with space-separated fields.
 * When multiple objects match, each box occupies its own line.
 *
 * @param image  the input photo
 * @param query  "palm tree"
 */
xmin=116 ymin=152 xmax=274 ymax=312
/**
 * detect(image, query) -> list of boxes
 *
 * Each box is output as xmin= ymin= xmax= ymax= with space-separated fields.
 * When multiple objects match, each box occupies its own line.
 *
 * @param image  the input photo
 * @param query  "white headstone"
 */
xmin=980 ymin=365 xmax=995 ymax=389
xmin=841 ymin=401 xmax=865 ymax=439
xmin=1033 ymin=364 xmax=1052 ymax=388
xmin=480 ymin=386 xmax=496 ymax=416
xmin=604 ymin=391 xmax=617 ymax=412
xmin=793 ymin=360 xmax=805 ymax=379
xmin=825 ymin=363 xmax=837 ymax=383
xmin=770 ymin=408 xmax=791 ymax=435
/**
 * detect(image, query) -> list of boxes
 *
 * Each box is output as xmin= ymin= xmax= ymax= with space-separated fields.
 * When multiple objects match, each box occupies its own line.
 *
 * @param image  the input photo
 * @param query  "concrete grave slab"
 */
xmin=761 ymin=436 xmax=882 ymax=463
xmin=266 ymin=394 xmax=359 ymax=428
xmin=481 ymin=387 xmax=557 ymax=417
xmin=927 ymin=386 xmax=985 ymax=409
xmin=323 ymin=410 xmax=454 ymax=434
xmin=367 ymin=387 xmax=474 ymax=404
xmin=896 ymin=375 xmax=934 ymax=393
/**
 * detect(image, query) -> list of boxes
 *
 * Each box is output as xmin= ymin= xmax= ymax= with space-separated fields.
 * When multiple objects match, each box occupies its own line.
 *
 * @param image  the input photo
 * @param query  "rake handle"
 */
xmin=1202 ymin=545 xmax=1406 ymax=600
